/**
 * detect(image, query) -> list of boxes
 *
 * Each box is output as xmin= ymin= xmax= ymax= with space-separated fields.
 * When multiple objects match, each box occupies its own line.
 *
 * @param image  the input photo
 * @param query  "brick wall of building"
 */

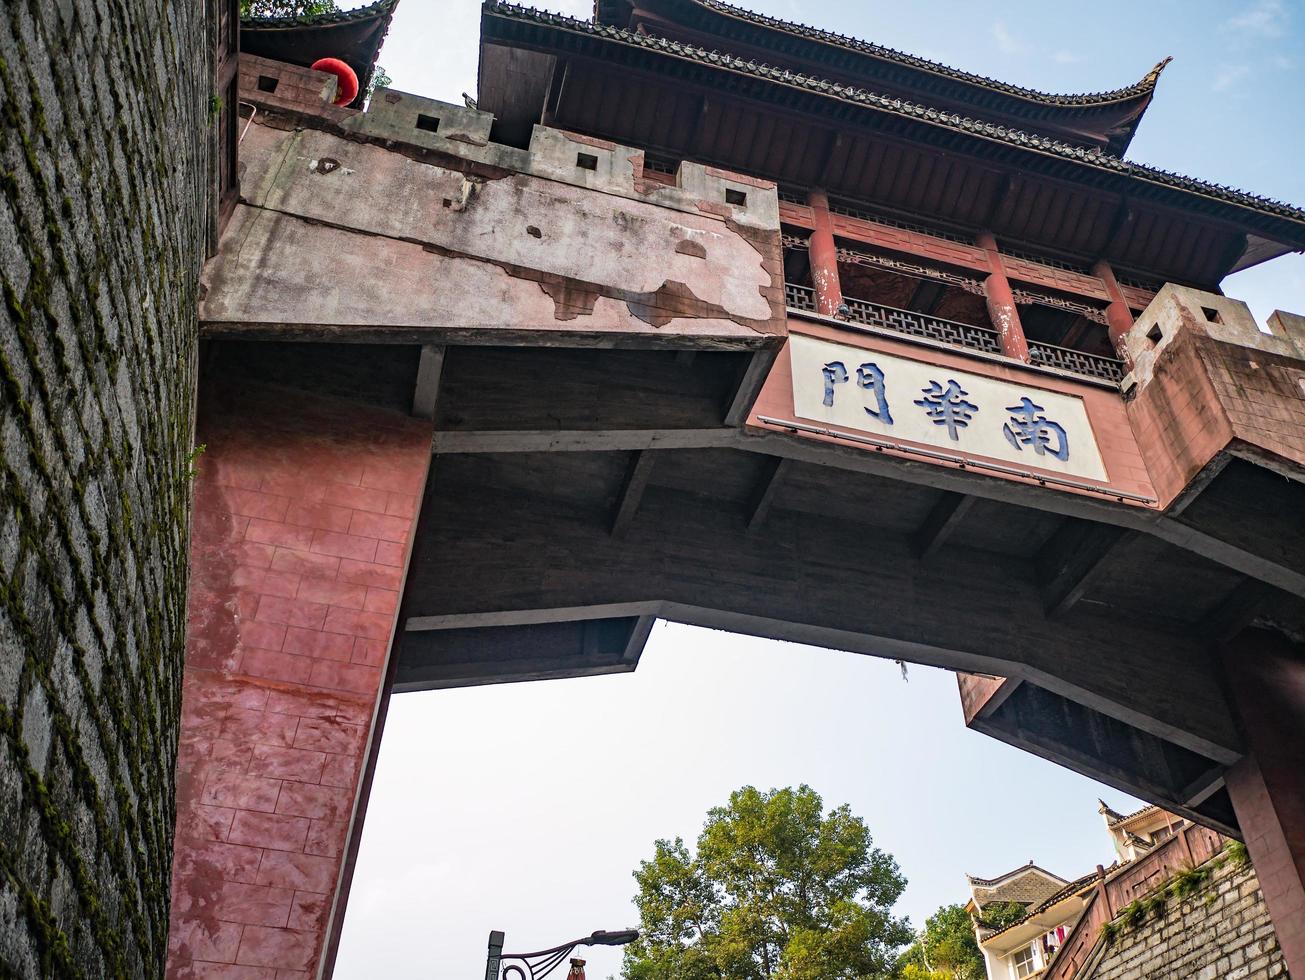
xmin=1084 ymin=858 xmax=1287 ymax=980
xmin=0 ymin=0 xmax=212 ymax=975
xmin=167 ymin=376 xmax=430 ymax=977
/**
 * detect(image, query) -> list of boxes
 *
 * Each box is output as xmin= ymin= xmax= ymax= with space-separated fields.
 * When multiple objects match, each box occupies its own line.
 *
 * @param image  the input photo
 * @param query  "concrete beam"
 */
xmin=975 ymin=684 xmax=1240 ymax=837
xmin=412 ymin=344 xmax=445 ymax=419
xmin=394 ymin=615 xmax=650 ymax=691
xmin=745 ymin=456 xmax=788 ymax=531
xmin=407 ymin=474 xmax=1243 ymax=762
xmin=913 ymin=492 xmax=975 ymax=561
xmin=724 ymin=346 xmax=780 ymax=427
xmin=611 ymin=450 xmax=658 ymax=538
xmin=1037 ymin=520 xmax=1132 ymax=616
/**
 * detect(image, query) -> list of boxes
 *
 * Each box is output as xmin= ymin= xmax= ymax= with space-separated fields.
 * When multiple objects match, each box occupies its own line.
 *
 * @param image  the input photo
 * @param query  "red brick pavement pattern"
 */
xmin=167 ymin=383 xmax=430 ymax=979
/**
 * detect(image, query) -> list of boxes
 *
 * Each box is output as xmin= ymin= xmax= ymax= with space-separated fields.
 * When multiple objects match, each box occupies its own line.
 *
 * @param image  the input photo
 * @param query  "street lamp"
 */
xmin=485 ymin=929 xmax=640 ymax=980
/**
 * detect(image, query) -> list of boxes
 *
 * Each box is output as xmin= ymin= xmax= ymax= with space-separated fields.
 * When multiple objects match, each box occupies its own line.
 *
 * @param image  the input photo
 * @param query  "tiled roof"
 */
xmin=663 ymin=0 xmax=1172 ymax=107
xmin=1102 ymin=802 xmax=1161 ymax=827
xmin=967 ymin=861 xmax=1067 ymax=889
xmin=980 ymin=871 xmax=1101 ymax=942
xmin=485 ymin=4 xmax=1305 ymax=227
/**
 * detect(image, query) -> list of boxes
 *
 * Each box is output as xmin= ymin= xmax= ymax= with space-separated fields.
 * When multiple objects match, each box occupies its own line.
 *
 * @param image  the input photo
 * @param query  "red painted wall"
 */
xmin=167 ymin=379 xmax=430 ymax=978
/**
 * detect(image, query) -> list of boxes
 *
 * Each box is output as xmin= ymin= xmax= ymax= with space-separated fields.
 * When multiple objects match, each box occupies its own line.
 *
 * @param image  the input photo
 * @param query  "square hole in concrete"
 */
xmin=576 ymin=152 xmax=599 ymax=171
xmin=1146 ymin=324 xmax=1164 ymax=345
xmin=256 ymin=75 xmax=278 ymax=93
xmin=416 ymin=114 xmax=441 ymax=133
xmin=1201 ymin=306 xmax=1223 ymax=324
xmin=725 ymin=188 xmax=747 ymax=206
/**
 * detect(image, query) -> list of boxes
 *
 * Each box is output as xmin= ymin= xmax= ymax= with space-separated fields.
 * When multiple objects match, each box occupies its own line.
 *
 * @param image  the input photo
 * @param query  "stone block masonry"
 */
xmin=166 ymin=378 xmax=430 ymax=977
xmin=0 ymin=0 xmax=213 ymax=976
xmin=1083 ymin=856 xmax=1287 ymax=980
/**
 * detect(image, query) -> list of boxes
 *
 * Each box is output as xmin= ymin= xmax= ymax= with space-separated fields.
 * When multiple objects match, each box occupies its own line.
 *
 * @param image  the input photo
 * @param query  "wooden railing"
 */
xmin=1028 ymin=341 xmax=1124 ymax=383
xmin=840 ymin=296 xmax=1003 ymax=356
xmin=784 ymin=282 xmax=817 ymax=312
xmin=782 ymin=282 xmax=1125 ymax=384
xmin=1044 ymin=823 xmax=1225 ymax=980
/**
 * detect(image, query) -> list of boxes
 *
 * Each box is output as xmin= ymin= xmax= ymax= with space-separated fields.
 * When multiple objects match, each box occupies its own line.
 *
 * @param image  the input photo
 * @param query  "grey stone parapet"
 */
xmin=1122 ymin=283 xmax=1305 ymax=392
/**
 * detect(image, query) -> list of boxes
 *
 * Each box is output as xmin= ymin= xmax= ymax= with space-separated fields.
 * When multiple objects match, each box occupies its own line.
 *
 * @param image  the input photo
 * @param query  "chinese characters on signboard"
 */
xmin=790 ymin=335 xmax=1107 ymax=481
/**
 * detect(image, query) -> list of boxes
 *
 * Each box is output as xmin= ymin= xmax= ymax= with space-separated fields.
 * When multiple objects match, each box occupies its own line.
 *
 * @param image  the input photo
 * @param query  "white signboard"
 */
xmin=789 ymin=334 xmax=1108 ymax=482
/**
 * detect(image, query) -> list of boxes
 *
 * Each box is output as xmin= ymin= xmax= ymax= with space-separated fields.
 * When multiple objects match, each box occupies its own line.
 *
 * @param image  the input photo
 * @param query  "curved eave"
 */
xmin=598 ymin=0 xmax=1168 ymax=152
xmin=482 ymin=4 xmax=1305 ymax=252
xmin=967 ymin=863 xmax=1067 ymax=889
xmin=979 ymin=874 xmax=1099 ymax=946
xmin=241 ymin=0 xmax=398 ymax=109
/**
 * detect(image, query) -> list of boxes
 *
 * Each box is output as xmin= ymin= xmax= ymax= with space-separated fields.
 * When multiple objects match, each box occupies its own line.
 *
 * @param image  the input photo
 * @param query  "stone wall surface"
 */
xmin=1084 ymin=859 xmax=1287 ymax=980
xmin=0 ymin=0 xmax=212 ymax=976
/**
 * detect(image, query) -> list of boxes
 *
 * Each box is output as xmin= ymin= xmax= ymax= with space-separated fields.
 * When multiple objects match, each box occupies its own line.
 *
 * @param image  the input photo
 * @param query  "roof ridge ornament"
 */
xmin=1143 ymin=55 xmax=1174 ymax=86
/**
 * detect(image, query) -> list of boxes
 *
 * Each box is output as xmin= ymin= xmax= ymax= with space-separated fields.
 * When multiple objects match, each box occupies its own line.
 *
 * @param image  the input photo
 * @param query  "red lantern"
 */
xmin=311 ymin=57 xmax=359 ymax=106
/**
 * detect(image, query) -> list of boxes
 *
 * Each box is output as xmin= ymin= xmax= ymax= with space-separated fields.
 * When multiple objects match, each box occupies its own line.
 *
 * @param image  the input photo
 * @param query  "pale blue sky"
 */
xmin=334 ymin=2 xmax=1305 ymax=976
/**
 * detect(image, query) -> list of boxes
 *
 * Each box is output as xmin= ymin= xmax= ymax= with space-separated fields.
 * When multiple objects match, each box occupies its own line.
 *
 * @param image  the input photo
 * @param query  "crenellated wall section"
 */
xmin=204 ymin=57 xmax=786 ymax=350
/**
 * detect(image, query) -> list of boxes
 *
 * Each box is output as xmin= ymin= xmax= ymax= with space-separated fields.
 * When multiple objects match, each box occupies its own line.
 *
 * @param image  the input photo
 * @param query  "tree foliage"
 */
xmin=240 ymin=0 xmax=337 ymax=17
xmin=894 ymin=904 xmax=986 ymax=979
xmin=623 ymin=785 xmax=914 ymax=980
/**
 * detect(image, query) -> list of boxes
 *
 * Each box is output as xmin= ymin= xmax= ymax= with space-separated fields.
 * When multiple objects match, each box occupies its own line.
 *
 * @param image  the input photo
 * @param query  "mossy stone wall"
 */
xmin=1086 ymin=859 xmax=1287 ymax=980
xmin=0 ymin=0 xmax=212 ymax=974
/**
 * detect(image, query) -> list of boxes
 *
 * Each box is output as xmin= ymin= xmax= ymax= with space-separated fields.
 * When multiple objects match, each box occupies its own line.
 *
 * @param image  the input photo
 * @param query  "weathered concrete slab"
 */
xmin=203 ymin=88 xmax=785 ymax=346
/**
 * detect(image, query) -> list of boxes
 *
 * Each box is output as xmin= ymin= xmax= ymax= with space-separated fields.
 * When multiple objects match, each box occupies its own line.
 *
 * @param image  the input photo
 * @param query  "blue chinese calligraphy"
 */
xmin=856 ymin=363 xmax=893 ymax=425
xmin=1003 ymin=396 xmax=1069 ymax=461
xmin=822 ymin=361 xmax=847 ymax=407
xmin=822 ymin=360 xmax=893 ymax=424
xmin=914 ymin=379 xmax=978 ymax=441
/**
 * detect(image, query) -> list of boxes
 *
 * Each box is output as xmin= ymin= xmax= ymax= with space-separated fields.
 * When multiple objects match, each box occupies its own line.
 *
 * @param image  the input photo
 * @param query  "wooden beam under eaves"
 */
xmin=610 ymin=450 xmax=658 ymax=539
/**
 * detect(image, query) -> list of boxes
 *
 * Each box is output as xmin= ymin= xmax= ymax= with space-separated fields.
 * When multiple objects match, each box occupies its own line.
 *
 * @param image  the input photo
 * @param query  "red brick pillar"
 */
xmin=807 ymin=189 xmax=843 ymax=317
xmin=1093 ymin=260 xmax=1137 ymax=367
xmin=977 ymin=232 xmax=1030 ymax=362
xmin=167 ymin=379 xmax=431 ymax=978
xmin=1222 ymin=629 xmax=1305 ymax=978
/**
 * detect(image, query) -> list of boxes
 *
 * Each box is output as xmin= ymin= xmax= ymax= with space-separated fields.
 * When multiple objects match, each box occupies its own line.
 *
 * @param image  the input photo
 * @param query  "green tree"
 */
xmin=240 ymin=0 xmax=336 ymax=17
xmin=623 ymin=785 xmax=914 ymax=980
xmin=895 ymin=904 xmax=986 ymax=979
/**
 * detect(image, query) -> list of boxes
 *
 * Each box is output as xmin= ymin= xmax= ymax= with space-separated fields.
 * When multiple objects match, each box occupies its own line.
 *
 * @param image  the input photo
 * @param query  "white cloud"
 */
xmin=991 ymin=21 xmax=1024 ymax=55
xmin=1212 ymin=64 xmax=1252 ymax=91
xmin=1051 ymin=50 xmax=1086 ymax=65
xmin=1225 ymin=0 xmax=1289 ymax=37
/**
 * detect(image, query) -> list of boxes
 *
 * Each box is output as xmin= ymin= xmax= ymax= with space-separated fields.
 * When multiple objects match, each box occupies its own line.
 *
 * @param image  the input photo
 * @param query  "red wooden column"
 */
xmin=1222 ymin=629 xmax=1305 ymax=979
xmin=977 ymin=232 xmax=1030 ymax=362
xmin=166 ymin=378 xmax=432 ymax=978
xmin=807 ymin=189 xmax=843 ymax=316
xmin=1094 ymin=259 xmax=1137 ymax=366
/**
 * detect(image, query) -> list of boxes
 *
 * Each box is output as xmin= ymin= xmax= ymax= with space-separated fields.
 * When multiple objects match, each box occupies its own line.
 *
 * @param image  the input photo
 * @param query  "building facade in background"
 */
xmin=968 ymin=803 xmax=1288 ymax=979
xmin=5 ymin=1 xmax=1305 ymax=977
